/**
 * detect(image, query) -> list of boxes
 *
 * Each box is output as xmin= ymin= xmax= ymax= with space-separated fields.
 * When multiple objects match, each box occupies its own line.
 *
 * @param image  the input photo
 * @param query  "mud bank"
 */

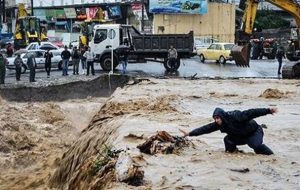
xmin=0 ymin=74 xmax=130 ymax=102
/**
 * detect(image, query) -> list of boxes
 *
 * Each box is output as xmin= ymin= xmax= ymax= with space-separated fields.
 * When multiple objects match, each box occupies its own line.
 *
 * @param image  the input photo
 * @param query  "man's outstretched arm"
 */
xmin=232 ymin=108 xmax=278 ymax=122
xmin=180 ymin=122 xmax=219 ymax=137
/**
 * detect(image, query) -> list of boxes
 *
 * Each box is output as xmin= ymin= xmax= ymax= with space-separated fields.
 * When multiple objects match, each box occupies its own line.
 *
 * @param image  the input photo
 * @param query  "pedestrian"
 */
xmin=0 ymin=53 xmax=7 ymax=84
xmin=72 ymin=46 xmax=80 ymax=75
xmin=180 ymin=107 xmax=278 ymax=155
xmin=27 ymin=53 xmax=37 ymax=82
xmin=61 ymin=46 xmax=71 ymax=76
xmin=14 ymin=54 xmax=23 ymax=81
xmin=83 ymin=47 xmax=95 ymax=76
xmin=80 ymin=46 xmax=87 ymax=75
xmin=6 ymin=43 xmax=14 ymax=57
xmin=119 ymin=45 xmax=129 ymax=74
xmin=276 ymin=46 xmax=285 ymax=75
xmin=44 ymin=50 xmax=53 ymax=78
xmin=168 ymin=45 xmax=178 ymax=71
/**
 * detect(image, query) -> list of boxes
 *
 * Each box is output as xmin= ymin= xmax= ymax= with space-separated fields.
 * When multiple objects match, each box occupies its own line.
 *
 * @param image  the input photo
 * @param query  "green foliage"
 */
xmin=92 ymin=144 xmax=122 ymax=173
xmin=254 ymin=10 xmax=290 ymax=29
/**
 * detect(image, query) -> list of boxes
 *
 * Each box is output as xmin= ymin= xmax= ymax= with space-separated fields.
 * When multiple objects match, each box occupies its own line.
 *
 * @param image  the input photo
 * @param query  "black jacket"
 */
xmin=44 ymin=52 xmax=53 ymax=64
xmin=27 ymin=56 xmax=37 ymax=69
xmin=61 ymin=50 xmax=71 ymax=60
xmin=189 ymin=108 xmax=272 ymax=137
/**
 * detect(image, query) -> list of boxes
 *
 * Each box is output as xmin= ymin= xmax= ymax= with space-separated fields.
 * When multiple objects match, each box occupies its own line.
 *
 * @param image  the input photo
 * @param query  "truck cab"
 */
xmin=90 ymin=24 xmax=121 ymax=57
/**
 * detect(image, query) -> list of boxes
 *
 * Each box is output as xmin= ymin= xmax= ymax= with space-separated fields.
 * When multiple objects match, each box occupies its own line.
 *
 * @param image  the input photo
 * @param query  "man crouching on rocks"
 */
xmin=180 ymin=108 xmax=278 ymax=155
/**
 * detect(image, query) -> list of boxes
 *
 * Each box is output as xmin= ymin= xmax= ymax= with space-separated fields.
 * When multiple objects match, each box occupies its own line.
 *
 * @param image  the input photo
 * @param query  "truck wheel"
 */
xmin=21 ymin=64 xmax=27 ymax=74
xmin=164 ymin=58 xmax=181 ymax=71
xmin=100 ymin=54 xmax=118 ymax=71
xmin=219 ymin=56 xmax=226 ymax=64
xmin=286 ymin=53 xmax=300 ymax=61
xmin=199 ymin=54 xmax=205 ymax=63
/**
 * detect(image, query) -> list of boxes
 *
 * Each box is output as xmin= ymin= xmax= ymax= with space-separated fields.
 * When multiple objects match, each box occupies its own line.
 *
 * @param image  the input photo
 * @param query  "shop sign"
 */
xmin=107 ymin=5 xmax=122 ymax=19
xmin=150 ymin=0 xmax=208 ymax=14
xmin=86 ymin=7 xmax=98 ymax=20
xmin=131 ymin=3 xmax=148 ymax=21
xmin=33 ymin=9 xmax=46 ymax=20
xmin=56 ymin=9 xmax=66 ymax=19
xmin=45 ymin=9 xmax=56 ymax=20
xmin=75 ymin=7 xmax=87 ymax=20
xmin=64 ymin=8 xmax=77 ymax=19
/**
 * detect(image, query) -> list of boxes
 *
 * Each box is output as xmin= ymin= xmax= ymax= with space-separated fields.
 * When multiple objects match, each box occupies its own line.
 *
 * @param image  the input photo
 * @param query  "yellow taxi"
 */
xmin=197 ymin=43 xmax=235 ymax=64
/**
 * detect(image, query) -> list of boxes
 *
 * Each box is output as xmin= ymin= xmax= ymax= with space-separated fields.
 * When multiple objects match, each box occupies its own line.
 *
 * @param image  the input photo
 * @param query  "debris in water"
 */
xmin=229 ymin=168 xmax=250 ymax=173
xmin=137 ymin=131 xmax=189 ymax=155
xmin=259 ymin=88 xmax=284 ymax=99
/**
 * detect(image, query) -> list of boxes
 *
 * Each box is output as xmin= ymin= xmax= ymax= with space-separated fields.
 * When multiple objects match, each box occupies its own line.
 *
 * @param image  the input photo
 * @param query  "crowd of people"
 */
xmin=0 ymin=44 xmax=130 ymax=84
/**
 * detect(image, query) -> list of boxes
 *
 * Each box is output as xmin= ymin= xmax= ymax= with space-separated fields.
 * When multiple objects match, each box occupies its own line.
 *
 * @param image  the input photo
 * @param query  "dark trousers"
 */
xmin=87 ymin=61 xmax=94 ymax=75
xmin=16 ymin=67 xmax=21 ymax=80
xmin=277 ymin=58 xmax=282 ymax=74
xmin=0 ymin=67 xmax=5 ymax=84
xmin=223 ymin=127 xmax=273 ymax=155
xmin=29 ymin=68 xmax=36 ymax=82
xmin=169 ymin=57 xmax=176 ymax=70
xmin=45 ymin=63 xmax=51 ymax=76
xmin=62 ymin=59 xmax=69 ymax=76
xmin=73 ymin=59 xmax=79 ymax=74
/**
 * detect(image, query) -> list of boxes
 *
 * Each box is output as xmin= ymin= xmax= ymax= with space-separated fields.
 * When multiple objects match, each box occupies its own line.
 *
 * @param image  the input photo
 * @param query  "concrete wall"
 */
xmin=153 ymin=3 xmax=235 ymax=43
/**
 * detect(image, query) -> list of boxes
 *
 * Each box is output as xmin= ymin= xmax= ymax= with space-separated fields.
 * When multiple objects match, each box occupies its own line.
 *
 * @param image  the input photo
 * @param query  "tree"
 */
xmin=254 ymin=10 xmax=290 ymax=29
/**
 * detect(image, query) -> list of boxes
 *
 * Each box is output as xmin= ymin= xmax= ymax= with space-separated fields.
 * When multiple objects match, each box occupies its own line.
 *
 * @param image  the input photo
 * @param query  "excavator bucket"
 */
xmin=231 ymin=44 xmax=250 ymax=67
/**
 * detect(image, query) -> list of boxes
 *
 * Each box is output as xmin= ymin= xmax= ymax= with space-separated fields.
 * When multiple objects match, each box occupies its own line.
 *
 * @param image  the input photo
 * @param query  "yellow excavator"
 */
xmin=14 ymin=4 xmax=47 ymax=49
xmin=232 ymin=0 xmax=300 ymax=79
xmin=79 ymin=8 xmax=112 ymax=49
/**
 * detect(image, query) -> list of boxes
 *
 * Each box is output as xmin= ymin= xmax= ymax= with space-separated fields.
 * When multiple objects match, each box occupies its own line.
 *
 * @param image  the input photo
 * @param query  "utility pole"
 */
xmin=141 ymin=0 xmax=144 ymax=32
xmin=1 ymin=0 xmax=5 ymax=23
xmin=31 ymin=0 xmax=34 ymax=16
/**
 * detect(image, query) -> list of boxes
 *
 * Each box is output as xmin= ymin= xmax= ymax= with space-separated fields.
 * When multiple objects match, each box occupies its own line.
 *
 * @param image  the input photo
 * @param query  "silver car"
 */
xmin=6 ymin=50 xmax=64 ymax=73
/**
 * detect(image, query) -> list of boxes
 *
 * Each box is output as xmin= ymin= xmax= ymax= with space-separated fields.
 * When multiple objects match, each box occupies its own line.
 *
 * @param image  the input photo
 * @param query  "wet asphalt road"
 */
xmin=3 ymin=56 xmax=284 ymax=85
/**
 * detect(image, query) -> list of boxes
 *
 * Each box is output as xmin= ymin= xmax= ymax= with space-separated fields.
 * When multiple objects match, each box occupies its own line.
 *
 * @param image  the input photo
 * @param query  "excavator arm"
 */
xmin=232 ymin=0 xmax=300 ymax=69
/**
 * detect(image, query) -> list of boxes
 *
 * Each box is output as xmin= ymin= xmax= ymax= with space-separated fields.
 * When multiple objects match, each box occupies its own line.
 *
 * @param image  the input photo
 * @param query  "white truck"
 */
xmin=89 ymin=24 xmax=195 ymax=71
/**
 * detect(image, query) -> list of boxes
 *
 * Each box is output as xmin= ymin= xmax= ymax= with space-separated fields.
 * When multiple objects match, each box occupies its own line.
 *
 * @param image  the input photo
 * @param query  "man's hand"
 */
xmin=270 ymin=107 xmax=278 ymax=115
xmin=179 ymin=129 xmax=189 ymax=137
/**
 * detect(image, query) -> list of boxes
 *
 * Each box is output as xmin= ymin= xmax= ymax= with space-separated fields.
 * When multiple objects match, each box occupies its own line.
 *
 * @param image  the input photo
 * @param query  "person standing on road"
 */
xmin=168 ymin=45 xmax=178 ymax=71
xmin=180 ymin=107 xmax=277 ymax=155
xmin=61 ymin=46 xmax=71 ymax=76
xmin=0 ymin=53 xmax=8 ymax=84
xmin=27 ymin=53 xmax=37 ymax=82
xmin=6 ymin=43 xmax=14 ymax=57
xmin=83 ymin=47 xmax=95 ymax=76
xmin=14 ymin=54 xmax=23 ymax=81
xmin=44 ymin=50 xmax=53 ymax=78
xmin=80 ymin=46 xmax=87 ymax=75
xmin=276 ymin=46 xmax=285 ymax=75
xmin=72 ymin=46 xmax=80 ymax=75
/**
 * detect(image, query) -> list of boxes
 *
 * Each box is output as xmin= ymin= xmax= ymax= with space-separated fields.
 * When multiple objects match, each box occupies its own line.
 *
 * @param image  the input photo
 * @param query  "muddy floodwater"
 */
xmin=0 ymin=76 xmax=300 ymax=190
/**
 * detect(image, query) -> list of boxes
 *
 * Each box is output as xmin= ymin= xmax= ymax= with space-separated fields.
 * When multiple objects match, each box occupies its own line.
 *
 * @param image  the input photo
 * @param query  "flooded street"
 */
xmin=3 ymin=57 xmax=285 ymax=86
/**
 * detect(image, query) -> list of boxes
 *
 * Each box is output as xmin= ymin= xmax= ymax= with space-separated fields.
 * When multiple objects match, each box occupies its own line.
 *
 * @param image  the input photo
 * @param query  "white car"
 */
xmin=6 ymin=50 xmax=63 ymax=73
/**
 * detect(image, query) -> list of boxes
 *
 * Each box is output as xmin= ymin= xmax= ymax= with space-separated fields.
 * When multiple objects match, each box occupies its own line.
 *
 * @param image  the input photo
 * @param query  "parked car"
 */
xmin=197 ymin=43 xmax=234 ymax=64
xmin=48 ymin=37 xmax=64 ymax=48
xmin=26 ymin=42 xmax=62 ymax=51
xmin=6 ymin=49 xmax=64 ymax=73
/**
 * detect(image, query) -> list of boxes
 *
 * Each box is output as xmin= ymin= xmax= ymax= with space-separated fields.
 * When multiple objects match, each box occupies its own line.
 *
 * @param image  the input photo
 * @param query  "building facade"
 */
xmin=153 ymin=3 xmax=236 ymax=44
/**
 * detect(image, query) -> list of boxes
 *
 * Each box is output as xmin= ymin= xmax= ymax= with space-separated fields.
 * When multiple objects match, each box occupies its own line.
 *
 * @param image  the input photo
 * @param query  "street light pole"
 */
xmin=31 ymin=0 xmax=34 ymax=16
xmin=141 ymin=0 xmax=144 ymax=32
xmin=1 ymin=0 xmax=5 ymax=23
